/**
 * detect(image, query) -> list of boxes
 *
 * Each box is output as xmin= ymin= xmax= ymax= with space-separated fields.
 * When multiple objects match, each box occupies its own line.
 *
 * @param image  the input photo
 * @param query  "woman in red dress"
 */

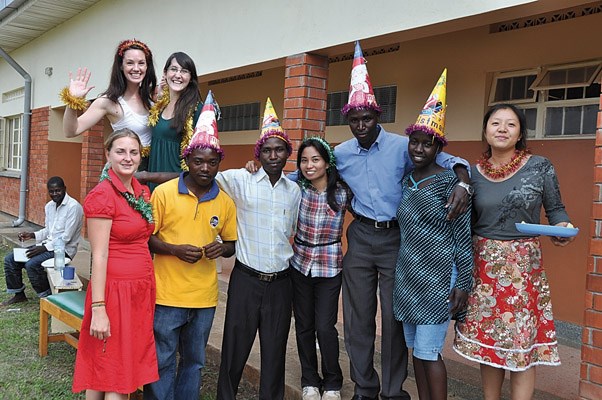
xmin=73 ymin=128 xmax=158 ymax=398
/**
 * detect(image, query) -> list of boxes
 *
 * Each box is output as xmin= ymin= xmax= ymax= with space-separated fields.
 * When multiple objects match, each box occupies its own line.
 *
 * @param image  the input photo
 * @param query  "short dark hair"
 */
xmin=47 ymin=176 xmax=65 ymax=188
xmin=482 ymin=103 xmax=528 ymax=157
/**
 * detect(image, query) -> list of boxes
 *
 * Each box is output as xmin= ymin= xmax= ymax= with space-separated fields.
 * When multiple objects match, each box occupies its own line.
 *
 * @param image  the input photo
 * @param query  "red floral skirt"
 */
xmin=453 ymin=236 xmax=560 ymax=371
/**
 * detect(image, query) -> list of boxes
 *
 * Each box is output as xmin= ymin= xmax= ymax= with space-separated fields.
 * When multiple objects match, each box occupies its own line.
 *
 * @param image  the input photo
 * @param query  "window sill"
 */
xmin=0 ymin=170 xmax=21 ymax=179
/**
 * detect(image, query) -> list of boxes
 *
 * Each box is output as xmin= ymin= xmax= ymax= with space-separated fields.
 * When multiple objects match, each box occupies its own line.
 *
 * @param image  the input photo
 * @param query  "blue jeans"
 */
xmin=4 ymin=250 xmax=53 ymax=297
xmin=143 ymin=305 xmax=216 ymax=400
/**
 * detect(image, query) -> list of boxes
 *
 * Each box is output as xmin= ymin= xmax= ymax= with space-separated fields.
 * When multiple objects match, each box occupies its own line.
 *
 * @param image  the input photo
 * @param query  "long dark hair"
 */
xmin=164 ymin=52 xmax=202 ymax=136
xmin=102 ymin=41 xmax=157 ymax=110
xmin=297 ymin=138 xmax=342 ymax=212
xmin=482 ymin=103 xmax=528 ymax=157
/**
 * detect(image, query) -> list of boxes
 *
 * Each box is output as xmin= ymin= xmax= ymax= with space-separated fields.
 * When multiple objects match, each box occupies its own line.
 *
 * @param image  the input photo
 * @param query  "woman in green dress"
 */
xmin=145 ymin=52 xmax=202 ymax=189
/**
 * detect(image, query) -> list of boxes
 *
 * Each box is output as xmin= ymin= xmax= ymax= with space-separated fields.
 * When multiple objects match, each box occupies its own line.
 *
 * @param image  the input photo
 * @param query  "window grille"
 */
xmin=326 ymin=85 xmax=397 ymax=126
xmin=217 ymin=102 xmax=260 ymax=132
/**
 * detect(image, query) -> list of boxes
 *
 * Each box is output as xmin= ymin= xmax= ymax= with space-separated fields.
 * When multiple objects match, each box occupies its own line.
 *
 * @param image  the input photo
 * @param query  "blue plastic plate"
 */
xmin=515 ymin=223 xmax=578 ymax=238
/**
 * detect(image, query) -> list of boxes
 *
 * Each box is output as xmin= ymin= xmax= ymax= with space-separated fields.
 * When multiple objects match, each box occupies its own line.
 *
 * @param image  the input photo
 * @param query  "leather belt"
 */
xmin=235 ymin=259 xmax=290 ymax=283
xmin=355 ymin=215 xmax=399 ymax=229
xmin=294 ymin=236 xmax=341 ymax=248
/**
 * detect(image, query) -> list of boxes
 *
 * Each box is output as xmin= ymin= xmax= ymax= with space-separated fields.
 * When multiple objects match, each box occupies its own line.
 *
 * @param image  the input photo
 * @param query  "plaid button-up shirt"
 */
xmin=290 ymin=183 xmax=352 ymax=278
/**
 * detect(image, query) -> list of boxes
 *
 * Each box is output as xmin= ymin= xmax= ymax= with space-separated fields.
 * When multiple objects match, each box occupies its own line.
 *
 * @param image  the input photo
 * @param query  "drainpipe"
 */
xmin=0 ymin=46 xmax=32 ymax=227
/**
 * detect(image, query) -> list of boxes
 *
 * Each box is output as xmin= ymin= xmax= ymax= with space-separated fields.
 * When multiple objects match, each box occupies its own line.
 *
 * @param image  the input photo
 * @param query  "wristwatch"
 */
xmin=457 ymin=182 xmax=474 ymax=197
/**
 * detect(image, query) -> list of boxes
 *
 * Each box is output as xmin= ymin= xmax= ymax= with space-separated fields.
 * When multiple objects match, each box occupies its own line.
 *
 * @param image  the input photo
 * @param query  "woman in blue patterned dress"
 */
xmin=393 ymin=124 xmax=473 ymax=399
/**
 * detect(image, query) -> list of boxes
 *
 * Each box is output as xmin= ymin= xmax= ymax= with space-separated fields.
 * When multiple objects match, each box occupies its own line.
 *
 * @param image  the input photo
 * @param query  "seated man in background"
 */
xmin=2 ymin=176 xmax=83 ymax=305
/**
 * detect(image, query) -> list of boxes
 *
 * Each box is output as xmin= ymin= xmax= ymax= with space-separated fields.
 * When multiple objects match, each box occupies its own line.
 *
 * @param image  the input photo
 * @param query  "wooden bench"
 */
xmin=39 ymin=290 xmax=86 ymax=357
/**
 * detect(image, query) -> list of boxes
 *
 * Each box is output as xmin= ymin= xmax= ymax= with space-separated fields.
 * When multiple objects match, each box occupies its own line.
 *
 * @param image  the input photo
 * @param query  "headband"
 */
xmin=117 ymin=39 xmax=151 ymax=57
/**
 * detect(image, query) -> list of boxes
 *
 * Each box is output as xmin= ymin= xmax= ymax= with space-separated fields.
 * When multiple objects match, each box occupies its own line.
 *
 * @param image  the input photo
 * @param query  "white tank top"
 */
xmin=111 ymin=97 xmax=152 ymax=147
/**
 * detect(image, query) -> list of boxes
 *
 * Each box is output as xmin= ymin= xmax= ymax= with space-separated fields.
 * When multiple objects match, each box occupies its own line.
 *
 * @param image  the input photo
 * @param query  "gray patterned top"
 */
xmin=472 ymin=155 xmax=570 ymax=240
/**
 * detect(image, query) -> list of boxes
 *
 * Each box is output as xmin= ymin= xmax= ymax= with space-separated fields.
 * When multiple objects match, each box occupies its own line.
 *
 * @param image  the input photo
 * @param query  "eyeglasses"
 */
xmin=167 ymin=66 xmax=191 ymax=75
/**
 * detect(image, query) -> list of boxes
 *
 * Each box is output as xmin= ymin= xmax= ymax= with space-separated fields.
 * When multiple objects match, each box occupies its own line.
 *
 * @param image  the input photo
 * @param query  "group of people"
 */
xmin=2 ymin=38 xmax=575 ymax=400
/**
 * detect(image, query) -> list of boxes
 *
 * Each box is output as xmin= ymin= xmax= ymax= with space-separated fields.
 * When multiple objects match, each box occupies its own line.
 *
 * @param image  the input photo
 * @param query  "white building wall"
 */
xmin=0 ymin=0 xmax=532 ymax=119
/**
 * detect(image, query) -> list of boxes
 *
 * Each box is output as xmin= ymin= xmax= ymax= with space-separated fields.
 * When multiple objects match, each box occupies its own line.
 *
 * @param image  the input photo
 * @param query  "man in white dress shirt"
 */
xmin=216 ymin=99 xmax=301 ymax=400
xmin=2 ymin=176 xmax=83 ymax=305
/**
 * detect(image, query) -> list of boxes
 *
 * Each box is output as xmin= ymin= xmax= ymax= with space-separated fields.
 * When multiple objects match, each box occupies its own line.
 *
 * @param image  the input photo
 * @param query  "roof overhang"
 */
xmin=0 ymin=0 xmax=100 ymax=53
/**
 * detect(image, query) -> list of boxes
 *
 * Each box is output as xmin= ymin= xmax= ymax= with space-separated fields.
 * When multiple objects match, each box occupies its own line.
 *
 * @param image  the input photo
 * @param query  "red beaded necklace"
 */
xmin=478 ymin=149 xmax=529 ymax=180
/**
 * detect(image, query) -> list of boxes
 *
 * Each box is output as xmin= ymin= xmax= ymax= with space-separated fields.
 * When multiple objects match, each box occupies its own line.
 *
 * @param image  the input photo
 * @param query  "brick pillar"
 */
xmin=80 ymin=121 xmax=105 ymax=236
xmin=582 ymin=81 xmax=602 ymax=399
xmin=26 ymin=107 xmax=50 ymax=226
xmin=282 ymin=53 xmax=329 ymax=172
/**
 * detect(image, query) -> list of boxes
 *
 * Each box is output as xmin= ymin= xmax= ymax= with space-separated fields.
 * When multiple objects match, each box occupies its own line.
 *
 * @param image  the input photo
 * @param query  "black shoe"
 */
xmin=351 ymin=395 xmax=379 ymax=400
xmin=1 ymin=292 xmax=27 ymax=306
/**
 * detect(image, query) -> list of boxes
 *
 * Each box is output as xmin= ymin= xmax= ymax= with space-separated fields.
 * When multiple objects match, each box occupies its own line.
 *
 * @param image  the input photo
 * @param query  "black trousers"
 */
xmin=342 ymin=220 xmax=410 ymax=400
xmin=291 ymin=267 xmax=343 ymax=391
xmin=217 ymin=260 xmax=293 ymax=400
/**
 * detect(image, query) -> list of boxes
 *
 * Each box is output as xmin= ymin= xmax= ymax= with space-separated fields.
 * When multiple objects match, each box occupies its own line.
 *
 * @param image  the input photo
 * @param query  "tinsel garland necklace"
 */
xmin=477 ymin=149 xmax=529 ymax=180
xmin=100 ymin=164 xmax=154 ymax=223
xmin=148 ymin=86 xmax=196 ymax=171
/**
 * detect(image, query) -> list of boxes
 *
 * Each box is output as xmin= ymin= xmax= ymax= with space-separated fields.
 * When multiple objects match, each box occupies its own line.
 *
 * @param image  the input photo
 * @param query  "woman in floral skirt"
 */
xmin=453 ymin=103 xmax=575 ymax=399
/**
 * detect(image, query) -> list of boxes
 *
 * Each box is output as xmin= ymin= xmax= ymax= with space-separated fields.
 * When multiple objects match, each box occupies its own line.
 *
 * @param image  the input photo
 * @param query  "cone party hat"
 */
xmin=183 ymin=90 xmax=224 ymax=159
xmin=406 ymin=68 xmax=448 ymax=146
xmin=341 ymin=41 xmax=380 ymax=116
xmin=254 ymin=97 xmax=292 ymax=159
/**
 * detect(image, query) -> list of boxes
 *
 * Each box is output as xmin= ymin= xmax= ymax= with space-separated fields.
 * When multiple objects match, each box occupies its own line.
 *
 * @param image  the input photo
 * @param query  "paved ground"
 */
xmin=0 ymin=211 xmax=581 ymax=399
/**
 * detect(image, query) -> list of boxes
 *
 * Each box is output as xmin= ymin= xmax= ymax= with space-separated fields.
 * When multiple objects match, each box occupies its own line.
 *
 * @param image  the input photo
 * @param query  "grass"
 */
xmin=0 ymin=244 xmax=83 ymax=399
xmin=0 ymin=244 xmax=257 ymax=400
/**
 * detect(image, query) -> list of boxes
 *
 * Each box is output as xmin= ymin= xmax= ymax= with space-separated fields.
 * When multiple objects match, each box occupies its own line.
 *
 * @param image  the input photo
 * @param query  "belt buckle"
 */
xmin=375 ymin=220 xmax=389 ymax=229
xmin=258 ymin=272 xmax=275 ymax=282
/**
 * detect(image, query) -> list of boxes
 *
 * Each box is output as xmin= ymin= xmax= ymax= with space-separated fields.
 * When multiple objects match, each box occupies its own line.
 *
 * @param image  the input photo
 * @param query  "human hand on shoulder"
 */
xmin=68 ymin=67 xmax=95 ymax=98
xmin=172 ymin=244 xmax=204 ymax=263
xmin=245 ymin=160 xmax=259 ymax=174
xmin=445 ymin=184 xmax=471 ymax=221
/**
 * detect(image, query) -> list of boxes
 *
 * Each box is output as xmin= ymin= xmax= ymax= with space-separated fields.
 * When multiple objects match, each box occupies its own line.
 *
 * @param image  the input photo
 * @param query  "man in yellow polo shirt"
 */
xmin=144 ymin=93 xmax=237 ymax=400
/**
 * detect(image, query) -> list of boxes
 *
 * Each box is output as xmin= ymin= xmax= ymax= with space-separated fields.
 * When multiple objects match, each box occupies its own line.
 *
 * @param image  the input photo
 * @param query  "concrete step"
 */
xmin=212 ymin=256 xmax=580 ymax=399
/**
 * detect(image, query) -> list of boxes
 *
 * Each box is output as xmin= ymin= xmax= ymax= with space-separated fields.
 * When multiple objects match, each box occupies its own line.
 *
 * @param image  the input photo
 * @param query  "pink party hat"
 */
xmin=341 ymin=41 xmax=381 ymax=116
xmin=183 ymin=90 xmax=224 ymax=159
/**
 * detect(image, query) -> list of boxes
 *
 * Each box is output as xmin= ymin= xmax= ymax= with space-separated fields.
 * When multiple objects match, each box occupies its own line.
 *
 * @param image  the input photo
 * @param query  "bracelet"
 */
xmin=456 ymin=182 xmax=474 ymax=197
xmin=91 ymin=301 xmax=106 ymax=308
xmin=141 ymin=145 xmax=151 ymax=158
xmin=59 ymin=87 xmax=88 ymax=111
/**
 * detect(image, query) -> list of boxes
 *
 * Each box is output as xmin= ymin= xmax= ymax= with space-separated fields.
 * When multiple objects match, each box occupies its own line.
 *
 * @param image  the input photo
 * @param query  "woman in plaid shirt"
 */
xmin=291 ymin=137 xmax=352 ymax=400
